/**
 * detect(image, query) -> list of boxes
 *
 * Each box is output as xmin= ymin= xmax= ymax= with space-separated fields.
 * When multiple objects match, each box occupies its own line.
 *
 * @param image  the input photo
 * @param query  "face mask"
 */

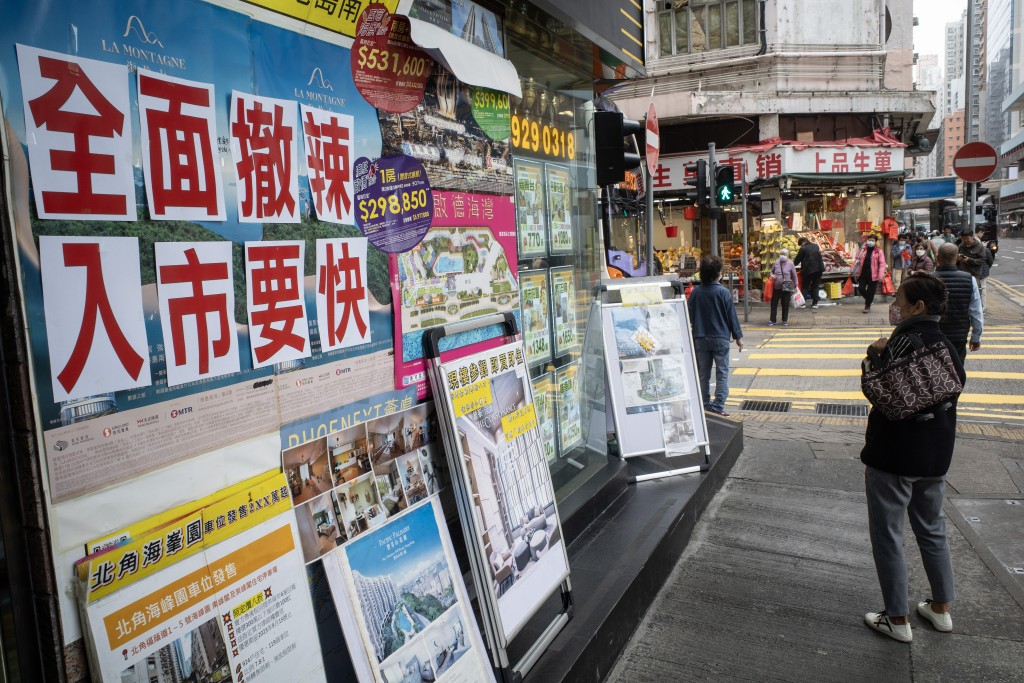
xmin=780 ymin=255 xmax=788 ymax=261
xmin=866 ymin=240 xmax=876 ymax=248
xmin=916 ymin=250 xmax=926 ymax=257
xmin=888 ymin=302 xmax=902 ymax=326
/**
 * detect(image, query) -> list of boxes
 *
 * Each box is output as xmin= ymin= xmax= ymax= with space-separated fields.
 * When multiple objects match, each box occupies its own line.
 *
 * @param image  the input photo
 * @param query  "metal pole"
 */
xmin=647 ymin=161 xmax=655 ymax=275
xmin=708 ymin=143 xmax=718 ymax=257
xmin=741 ymin=161 xmax=750 ymax=322
xmin=970 ymin=182 xmax=977 ymax=232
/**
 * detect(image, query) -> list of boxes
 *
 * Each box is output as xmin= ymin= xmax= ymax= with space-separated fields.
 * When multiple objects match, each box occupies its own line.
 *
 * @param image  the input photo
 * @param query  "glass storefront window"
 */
xmin=505 ymin=6 xmax=610 ymax=512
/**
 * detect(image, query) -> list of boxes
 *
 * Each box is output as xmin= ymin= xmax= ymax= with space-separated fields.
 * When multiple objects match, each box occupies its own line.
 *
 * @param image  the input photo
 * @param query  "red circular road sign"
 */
xmin=953 ymin=142 xmax=999 ymax=183
xmin=645 ymin=102 xmax=659 ymax=175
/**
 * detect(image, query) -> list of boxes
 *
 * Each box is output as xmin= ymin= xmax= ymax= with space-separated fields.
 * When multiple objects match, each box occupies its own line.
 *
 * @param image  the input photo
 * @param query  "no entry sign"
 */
xmin=645 ymin=102 xmax=659 ymax=175
xmin=953 ymin=142 xmax=999 ymax=183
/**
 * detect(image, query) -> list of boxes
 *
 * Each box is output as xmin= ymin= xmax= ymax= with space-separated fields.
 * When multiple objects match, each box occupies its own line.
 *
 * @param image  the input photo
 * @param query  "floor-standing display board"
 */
xmin=599 ymin=279 xmax=710 ymax=463
xmin=425 ymin=313 xmax=572 ymax=682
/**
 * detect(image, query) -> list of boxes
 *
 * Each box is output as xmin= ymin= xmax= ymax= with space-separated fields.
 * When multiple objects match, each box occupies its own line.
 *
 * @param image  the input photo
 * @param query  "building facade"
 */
xmin=609 ymin=0 xmax=933 ymax=256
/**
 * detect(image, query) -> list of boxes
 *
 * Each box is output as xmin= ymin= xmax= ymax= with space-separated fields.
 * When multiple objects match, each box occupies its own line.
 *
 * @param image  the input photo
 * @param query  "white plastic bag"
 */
xmin=792 ymin=288 xmax=806 ymax=307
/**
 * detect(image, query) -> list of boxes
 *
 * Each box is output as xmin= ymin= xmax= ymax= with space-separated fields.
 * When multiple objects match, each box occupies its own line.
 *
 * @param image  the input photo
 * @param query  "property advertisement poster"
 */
xmin=549 ymin=266 xmax=580 ymax=356
xmin=378 ymin=64 xmax=513 ymax=195
xmin=531 ymin=372 xmax=557 ymax=464
xmin=514 ymin=160 xmax=547 ymax=258
xmin=1 ymin=1 xmax=397 ymax=502
xmin=545 ymin=163 xmax=573 ymax=253
xmin=519 ymin=269 xmax=552 ymax=368
xmin=610 ymin=304 xmax=689 ymax=415
xmin=391 ymin=191 xmax=520 ymax=397
xmin=437 ymin=342 xmax=570 ymax=641
xmin=324 ymin=500 xmax=495 ymax=683
xmin=78 ymin=476 xmax=326 ymax=682
xmin=600 ymin=296 xmax=709 ymax=458
xmin=280 ymin=388 xmax=456 ymax=564
xmin=555 ymin=362 xmax=583 ymax=453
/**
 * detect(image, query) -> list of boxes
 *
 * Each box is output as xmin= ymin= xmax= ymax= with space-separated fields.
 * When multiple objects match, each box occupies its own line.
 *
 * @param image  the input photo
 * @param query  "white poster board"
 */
xmin=600 ymin=282 xmax=710 ymax=459
xmin=433 ymin=341 xmax=570 ymax=644
xmin=323 ymin=499 xmax=495 ymax=683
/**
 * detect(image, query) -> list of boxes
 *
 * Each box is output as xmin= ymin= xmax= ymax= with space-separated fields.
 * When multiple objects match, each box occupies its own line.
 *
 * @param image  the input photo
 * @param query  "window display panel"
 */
xmin=507 ymin=5 xmax=612 ymax=514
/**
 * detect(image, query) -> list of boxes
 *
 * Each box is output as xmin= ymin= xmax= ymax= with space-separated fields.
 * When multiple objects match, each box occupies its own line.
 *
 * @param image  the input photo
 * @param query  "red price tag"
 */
xmin=352 ymin=4 xmax=432 ymax=114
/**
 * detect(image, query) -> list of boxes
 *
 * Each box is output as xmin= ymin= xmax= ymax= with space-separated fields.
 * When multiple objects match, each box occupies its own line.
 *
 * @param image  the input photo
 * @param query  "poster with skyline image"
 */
xmin=328 ymin=500 xmax=494 ymax=683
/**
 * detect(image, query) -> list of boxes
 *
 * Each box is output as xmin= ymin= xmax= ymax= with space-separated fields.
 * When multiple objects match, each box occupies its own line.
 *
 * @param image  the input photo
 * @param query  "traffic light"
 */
xmin=714 ymin=165 xmax=736 ymax=205
xmin=595 ymin=110 xmax=643 ymax=186
xmin=684 ymin=160 xmax=709 ymax=205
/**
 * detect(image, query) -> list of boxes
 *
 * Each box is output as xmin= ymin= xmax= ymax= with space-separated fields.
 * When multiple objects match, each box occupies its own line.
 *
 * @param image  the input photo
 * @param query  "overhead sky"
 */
xmin=913 ymin=0 xmax=968 ymax=62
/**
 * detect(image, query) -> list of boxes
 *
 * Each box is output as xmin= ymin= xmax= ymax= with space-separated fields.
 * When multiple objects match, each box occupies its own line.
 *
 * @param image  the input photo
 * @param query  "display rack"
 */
xmin=425 ymin=313 xmax=573 ymax=683
xmin=594 ymin=277 xmax=711 ymax=482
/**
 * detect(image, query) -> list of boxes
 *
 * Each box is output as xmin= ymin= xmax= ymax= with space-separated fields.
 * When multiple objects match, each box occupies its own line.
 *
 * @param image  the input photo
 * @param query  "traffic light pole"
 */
xmin=708 ymin=143 xmax=718 ymax=257
xmin=741 ymin=161 xmax=750 ymax=322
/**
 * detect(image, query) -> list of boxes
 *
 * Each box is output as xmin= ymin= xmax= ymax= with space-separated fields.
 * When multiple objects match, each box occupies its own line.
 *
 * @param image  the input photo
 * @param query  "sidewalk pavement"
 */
xmin=606 ymin=412 xmax=1024 ymax=681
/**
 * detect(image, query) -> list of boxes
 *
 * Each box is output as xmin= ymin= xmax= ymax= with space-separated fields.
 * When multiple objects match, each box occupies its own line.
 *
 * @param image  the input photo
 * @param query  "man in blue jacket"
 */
xmin=687 ymin=255 xmax=744 ymax=416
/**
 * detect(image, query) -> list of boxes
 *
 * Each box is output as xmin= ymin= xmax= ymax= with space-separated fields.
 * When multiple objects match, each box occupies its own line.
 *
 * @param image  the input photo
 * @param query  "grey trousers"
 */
xmin=865 ymin=466 xmax=955 ymax=616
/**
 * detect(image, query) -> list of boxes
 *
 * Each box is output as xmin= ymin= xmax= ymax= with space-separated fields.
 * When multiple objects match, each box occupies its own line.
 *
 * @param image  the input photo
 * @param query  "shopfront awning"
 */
xmin=407 ymin=17 xmax=522 ymax=98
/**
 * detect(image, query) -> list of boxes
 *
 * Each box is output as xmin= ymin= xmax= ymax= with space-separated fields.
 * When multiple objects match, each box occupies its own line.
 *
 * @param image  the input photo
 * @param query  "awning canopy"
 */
xmin=407 ymin=17 xmax=522 ymax=98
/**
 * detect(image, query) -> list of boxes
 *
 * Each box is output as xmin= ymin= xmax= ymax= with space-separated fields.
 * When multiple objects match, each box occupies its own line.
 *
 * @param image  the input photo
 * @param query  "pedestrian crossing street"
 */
xmin=721 ymin=324 xmax=1024 ymax=423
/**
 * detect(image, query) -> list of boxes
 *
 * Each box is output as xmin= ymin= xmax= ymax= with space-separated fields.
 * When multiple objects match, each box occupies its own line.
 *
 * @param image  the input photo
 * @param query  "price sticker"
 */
xmin=354 ymin=155 xmax=434 ymax=253
xmin=351 ymin=3 xmax=432 ymax=114
xmin=470 ymin=86 xmax=511 ymax=140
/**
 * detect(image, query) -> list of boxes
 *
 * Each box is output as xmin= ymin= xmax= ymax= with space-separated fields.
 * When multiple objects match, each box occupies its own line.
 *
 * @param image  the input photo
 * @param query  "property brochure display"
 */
xmin=519 ymin=269 xmax=552 ymax=368
xmin=555 ymin=362 xmax=583 ymax=453
xmin=600 ymin=288 xmax=709 ymax=458
xmin=436 ymin=342 xmax=570 ymax=641
xmin=324 ymin=499 xmax=495 ymax=683
xmin=391 ymin=191 xmax=520 ymax=397
xmin=531 ymin=372 xmax=558 ymax=464
xmin=514 ymin=160 xmax=547 ymax=258
xmin=282 ymin=397 xmax=453 ymax=563
xmin=545 ymin=163 xmax=574 ymax=253
xmin=2 ymin=1 xmax=400 ymax=503
xmin=76 ymin=473 xmax=327 ymax=682
xmin=549 ymin=266 xmax=580 ymax=356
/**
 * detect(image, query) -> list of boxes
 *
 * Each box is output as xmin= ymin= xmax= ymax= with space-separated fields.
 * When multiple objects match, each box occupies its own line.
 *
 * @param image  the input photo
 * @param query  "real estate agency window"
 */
xmin=658 ymin=0 xmax=758 ymax=56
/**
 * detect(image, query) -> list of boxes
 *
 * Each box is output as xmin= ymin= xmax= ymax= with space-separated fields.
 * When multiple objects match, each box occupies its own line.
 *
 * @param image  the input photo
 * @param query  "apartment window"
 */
xmin=658 ymin=0 xmax=759 ymax=56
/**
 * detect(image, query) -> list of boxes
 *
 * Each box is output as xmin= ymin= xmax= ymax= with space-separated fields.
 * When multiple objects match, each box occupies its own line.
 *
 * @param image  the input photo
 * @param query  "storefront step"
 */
xmin=508 ymin=417 xmax=744 ymax=682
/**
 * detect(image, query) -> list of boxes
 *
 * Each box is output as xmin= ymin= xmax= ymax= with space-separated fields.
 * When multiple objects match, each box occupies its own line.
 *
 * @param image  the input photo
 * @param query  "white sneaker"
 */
xmin=916 ymin=601 xmax=952 ymax=632
xmin=864 ymin=611 xmax=912 ymax=642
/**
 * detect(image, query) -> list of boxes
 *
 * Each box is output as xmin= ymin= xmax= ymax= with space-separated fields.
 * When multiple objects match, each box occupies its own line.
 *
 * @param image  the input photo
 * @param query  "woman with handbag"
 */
xmin=853 ymin=235 xmax=887 ymax=313
xmin=768 ymin=248 xmax=798 ymax=326
xmin=860 ymin=274 xmax=966 ymax=643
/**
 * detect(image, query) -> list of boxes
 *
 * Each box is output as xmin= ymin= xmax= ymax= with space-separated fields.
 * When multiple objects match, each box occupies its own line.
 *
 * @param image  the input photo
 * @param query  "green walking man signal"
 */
xmin=714 ymin=165 xmax=736 ymax=205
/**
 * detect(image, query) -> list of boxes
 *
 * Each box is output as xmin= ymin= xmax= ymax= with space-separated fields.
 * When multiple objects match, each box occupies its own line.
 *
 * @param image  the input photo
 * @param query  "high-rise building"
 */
xmin=943 ymin=110 xmax=967 ymax=176
xmin=984 ymin=0 xmax=1014 ymax=177
xmin=353 ymin=571 xmax=400 ymax=661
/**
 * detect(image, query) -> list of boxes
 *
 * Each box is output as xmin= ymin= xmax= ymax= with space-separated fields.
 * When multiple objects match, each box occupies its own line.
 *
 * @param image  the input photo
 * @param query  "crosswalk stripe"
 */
xmin=764 ymin=335 xmax=1022 ymax=341
xmin=728 ymin=387 xmax=1024 ymax=405
xmin=732 ymin=368 xmax=1024 ymax=380
xmin=748 ymin=353 xmax=1024 ymax=360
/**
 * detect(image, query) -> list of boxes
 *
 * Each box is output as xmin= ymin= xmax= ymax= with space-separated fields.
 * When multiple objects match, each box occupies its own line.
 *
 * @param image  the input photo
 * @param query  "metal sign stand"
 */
xmin=596 ymin=277 xmax=711 ymax=483
xmin=424 ymin=313 xmax=573 ymax=683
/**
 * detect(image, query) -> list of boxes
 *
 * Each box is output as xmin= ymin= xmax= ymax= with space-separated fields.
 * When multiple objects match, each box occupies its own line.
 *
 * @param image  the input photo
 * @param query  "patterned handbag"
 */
xmin=861 ymin=334 xmax=964 ymax=420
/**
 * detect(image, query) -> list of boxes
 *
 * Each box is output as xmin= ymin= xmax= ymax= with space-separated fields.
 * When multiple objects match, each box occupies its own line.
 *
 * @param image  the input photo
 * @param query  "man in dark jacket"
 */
xmin=793 ymin=237 xmax=824 ymax=308
xmin=688 ymin=255 xmax=744 ymax=416
xmin=956 ymin=230 xmax=993 ymax=311
xmin=934 ymin=244 xmax=983 ymax=361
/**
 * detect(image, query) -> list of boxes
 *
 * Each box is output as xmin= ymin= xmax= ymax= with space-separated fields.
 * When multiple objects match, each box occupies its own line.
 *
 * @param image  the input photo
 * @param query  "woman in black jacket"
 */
xmin=860 ymin=274 xmax=966 ymax=643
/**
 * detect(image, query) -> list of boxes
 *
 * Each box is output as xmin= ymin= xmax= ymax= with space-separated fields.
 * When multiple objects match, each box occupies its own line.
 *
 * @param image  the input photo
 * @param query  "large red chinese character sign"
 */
xmin=230 ymin=92 xmax=299 ymax=223
xmin=244 ymin=241 xmax=311 ymax=368
xmin=39 ymin=237 xmax=151 ymax=401
xmin=316 ymin=238 xmax=371 ymax=352
xmin=301 ymin=104 xmax=355 ymax=225
xmin=155 ymin=242 xmax=239 ymax=387
xmin=17 ymin=45 xmax=136 ymax=221
xmin=138 ymin=69 xmax=226 ymax=221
